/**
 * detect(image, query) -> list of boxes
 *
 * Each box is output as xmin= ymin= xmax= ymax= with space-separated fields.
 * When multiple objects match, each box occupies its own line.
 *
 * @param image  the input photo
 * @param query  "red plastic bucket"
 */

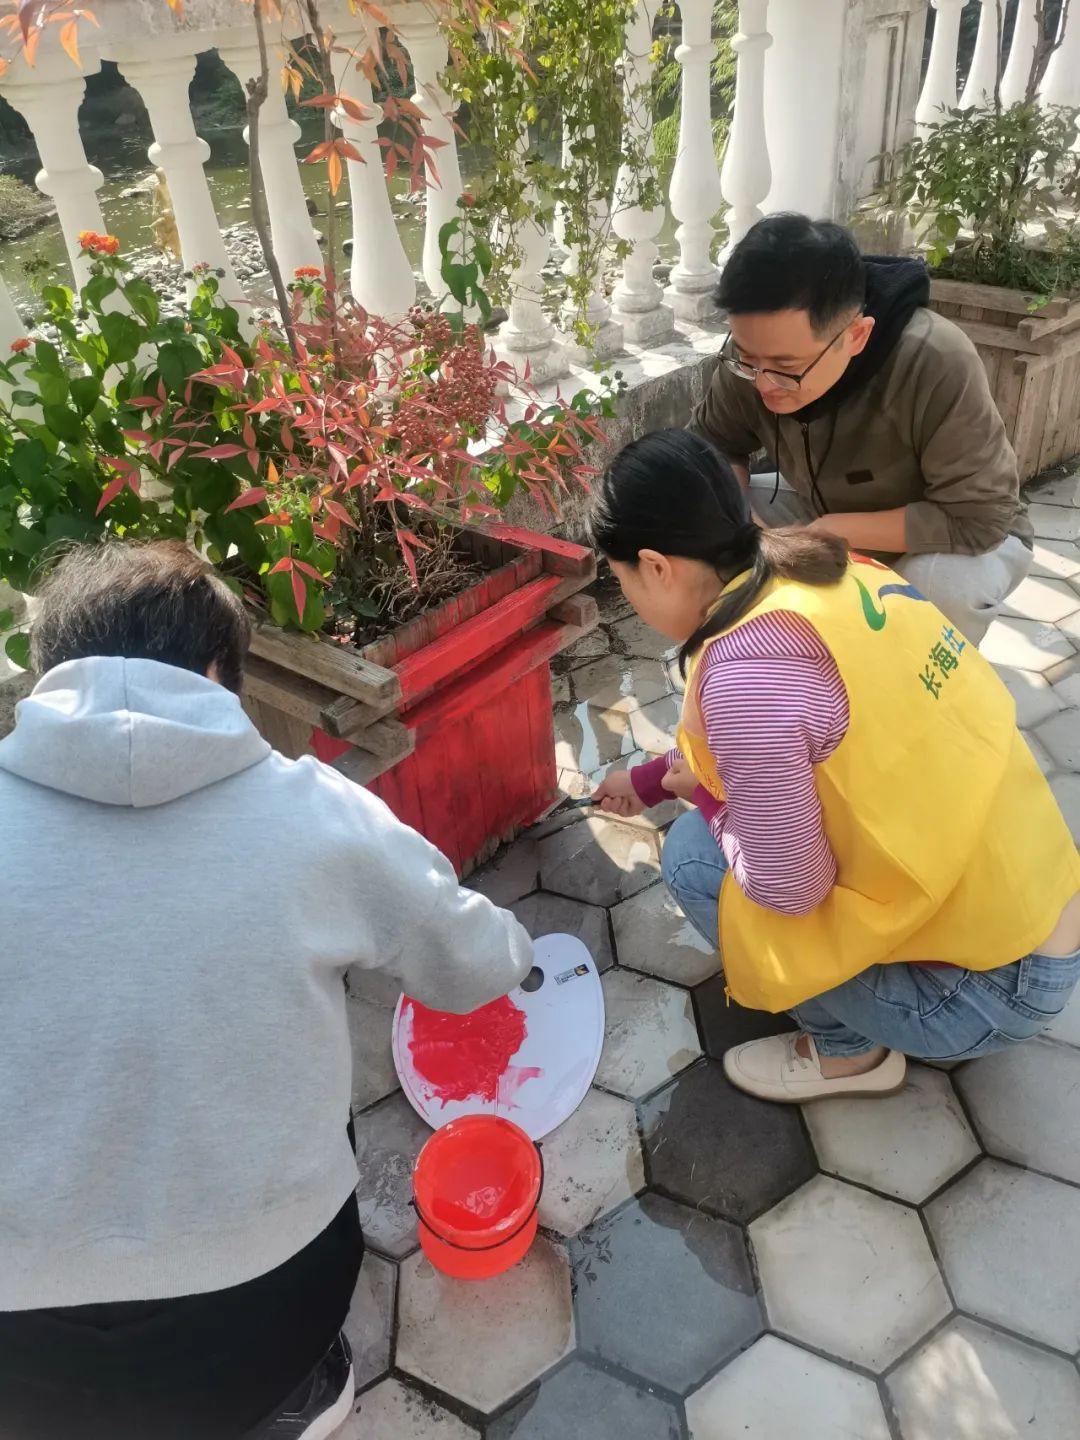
xmin=412 ymin=1115 xmax=543 ymax=1280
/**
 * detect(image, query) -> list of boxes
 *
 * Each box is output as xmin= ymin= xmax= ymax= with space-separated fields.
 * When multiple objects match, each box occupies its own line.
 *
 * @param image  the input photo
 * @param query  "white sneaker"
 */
xmin=723 ymin=1032 xmax=907 ymax=1103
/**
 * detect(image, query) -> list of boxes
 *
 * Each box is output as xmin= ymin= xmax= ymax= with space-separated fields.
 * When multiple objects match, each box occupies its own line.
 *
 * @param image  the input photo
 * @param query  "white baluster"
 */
xmin=665 ymin=0 xmax=725 ymax=318
xmin=960 ymin=0 xmax=1001 ymax=109
xmin=1040 ymin=1 xmax=1080 ymax=108
xmin=494 ymin=165 xmax=567 ymax=387
xmin=611 ymin=0 xmax=675 ymax=348
xmin=719 ymin=0 xmax=772 ymax=258
xmin=916 ymin=0 xmax=967 ymax=130
xmin=556 ymin=130 xmax=624 ymax=363
xmin=114 ymin=49 xmax=244 ymax=308
xmin=333 ymin=24 xmax=416 ymax=317
xmin=216 ymin=40 xmax=323 ymax=280
xmin=1000 ymin=0 xmax=1039 ymax=107
xmin=399 ymin=16 xmax=465 ymax=302
xmin=0 ymin=41 xmax=107 ymax=287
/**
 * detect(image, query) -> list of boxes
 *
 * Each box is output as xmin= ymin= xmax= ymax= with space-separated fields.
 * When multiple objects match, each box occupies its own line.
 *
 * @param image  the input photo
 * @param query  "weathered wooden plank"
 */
xmin=394 ymin=573 xmax=565 ymax=707
xmin=249 ymin=624 xmax=400 ymax=711
xmin=955 ymin=320 xmax=1053 ymax=355
xmin=548 ymin=594 xmax=600 ymax=631
xmin=1011 ymin=324 xmax=1080 ymax=375
xmin=330 ymin=724 xmax=415 ymax=786
xmin=481 ymin=523 xmax=595 ymax=576
xmin=930 ymin=278 xmax=1070 ymax=317
xmin=1016 ymin=302 xmax=1080 ymax=341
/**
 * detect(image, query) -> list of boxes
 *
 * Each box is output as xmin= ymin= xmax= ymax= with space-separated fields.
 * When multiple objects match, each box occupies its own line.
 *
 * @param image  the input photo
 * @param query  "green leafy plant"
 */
xmin=871 ymin=100 xmax=1080 ymax=297
xmin=0 ymin=234 xmax=619 ymax=652
xmin=440 ymin=0 xmax=660 ymax=343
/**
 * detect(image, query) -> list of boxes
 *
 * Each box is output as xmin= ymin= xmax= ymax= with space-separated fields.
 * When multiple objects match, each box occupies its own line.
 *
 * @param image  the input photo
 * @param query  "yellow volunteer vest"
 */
xmin=677 ymin=558 xmax=1080 ymax=1013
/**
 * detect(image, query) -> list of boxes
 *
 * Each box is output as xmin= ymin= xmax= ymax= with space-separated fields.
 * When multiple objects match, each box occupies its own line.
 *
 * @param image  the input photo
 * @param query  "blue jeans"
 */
xmin=662 ymin=809 xmax=1080 ymax=1060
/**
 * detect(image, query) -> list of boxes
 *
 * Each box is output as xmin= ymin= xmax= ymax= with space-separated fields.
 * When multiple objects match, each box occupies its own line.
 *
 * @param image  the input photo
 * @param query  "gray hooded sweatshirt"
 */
xmin=0 ymin=656 xmax=533 ymax=1311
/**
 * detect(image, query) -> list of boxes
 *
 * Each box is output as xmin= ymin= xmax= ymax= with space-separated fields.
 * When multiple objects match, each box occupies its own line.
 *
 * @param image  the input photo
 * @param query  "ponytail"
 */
xmin=678 ymin=524 xmax=848 ymax=674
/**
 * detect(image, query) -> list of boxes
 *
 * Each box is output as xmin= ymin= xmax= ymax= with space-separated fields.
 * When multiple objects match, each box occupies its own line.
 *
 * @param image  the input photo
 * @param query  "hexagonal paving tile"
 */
xmin=1036 ymin=709 xmax=1080 ymax=772
xmin=992 ymin=664 xmax=1065 ymax=729
xmin=562 ymin=627 xmax=615 ymax=667
xmin=956 ymin=1040 xmax=1080 ymax=1185
xmin=926 ymin=1158 xmax=1080 ymax=1351
xmin=802 ymin=1063 xmax=980 ymax=1203
xmin=628 ymin=695 xmax=682 ymax=755
xmin=1049 ymin=770 xmax=1080 ymax=841
xmin=1003 ymin=575 xmax=1080 ymax=624
xmin=468 ymin=839 xmax=540 ymax=908
xmin=886 ymin=1316 xmax=1080 ymax=1440
xmin=693 ymin=975 xmax=794 ymax=1057
xmin=538 ymin=1087 xmax=645 ymax=1236
xmin=343 ymin=1252 xmax=396 ymax=1390
xmin=1029 ymin=470 xmax=1080 ymax=508
xmin=555 ymin=702 xmax=638 ymax=777
xmin=571 ymin=1193 xmax=762 ymax=1393
xmin=570 ymin=655 xmax=671 ymax=714
xmin=641 ymin=1060 xmax=816 ymax=1223
xmin=613 ymin=615 xmax=675 ymax=661
xmin=347 ymin=992 xmax=400 ymax=1115
xmin=980 ymin=617 xmax=1075 ymax=674
xmin=396 ymin=1235 xmax=574 ymax=1414
xmin=685 ymin=1334 xmax=890 ymax=1440
xmin=1032 ymin=538 xmax=1080 ymax=579
xmin=341 ymin=1379 xmax=478 ymax=1439
xmin=352 ymin=1091 xmax=428 ymax=1259
xmin=538 ymin=816 xmax=662 ymax=907
xmin=750 ymin=1175 xmax=950 ymax=1371
xmin=594 ymin=968 xmax=702 ymax=1099
xmin=611 ymin=883 xmax=719 ymax=986
xmin=1028 ymin=503 xmax=1080 ymax=543
xmin=488 ymin=1357 xmax=682 ymax=1440
xmin=509 ymin=891 xmax=614 ymax=972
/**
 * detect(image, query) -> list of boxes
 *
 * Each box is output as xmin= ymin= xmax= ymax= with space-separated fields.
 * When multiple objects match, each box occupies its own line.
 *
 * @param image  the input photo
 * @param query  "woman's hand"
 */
xmin=592 ymin=769 xmax=645 ymax=818
xmin=661 ymin=757 xmax=698 ymax=802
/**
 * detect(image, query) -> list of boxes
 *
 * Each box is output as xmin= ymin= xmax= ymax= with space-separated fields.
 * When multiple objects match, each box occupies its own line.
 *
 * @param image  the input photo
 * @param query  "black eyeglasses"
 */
xmin=721 ymin=320 xmax=856 ymax=392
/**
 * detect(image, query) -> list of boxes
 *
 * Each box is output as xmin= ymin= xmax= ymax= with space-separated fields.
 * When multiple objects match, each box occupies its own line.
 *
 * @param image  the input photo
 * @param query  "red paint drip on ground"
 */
xmin=404 ymin=995 xmax=542 ymax=1107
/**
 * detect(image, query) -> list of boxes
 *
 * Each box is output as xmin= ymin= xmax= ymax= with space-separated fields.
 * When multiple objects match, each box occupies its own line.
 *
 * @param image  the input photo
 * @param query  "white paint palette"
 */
xmin=392 ymin=933 xmax=605 ymax=1141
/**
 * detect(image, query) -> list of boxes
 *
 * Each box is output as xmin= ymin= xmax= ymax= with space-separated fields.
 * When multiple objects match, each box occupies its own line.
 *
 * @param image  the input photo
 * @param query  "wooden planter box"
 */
xmin=929 ymin=279 xmax=1080 ymax=481
xmin=240 ymin=524 xmax=598 ymax=878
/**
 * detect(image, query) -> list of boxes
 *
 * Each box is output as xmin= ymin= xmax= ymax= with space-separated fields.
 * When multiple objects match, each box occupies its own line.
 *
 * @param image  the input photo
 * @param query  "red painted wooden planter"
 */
xmin=244 ymin=524 xmax=597 ymax=879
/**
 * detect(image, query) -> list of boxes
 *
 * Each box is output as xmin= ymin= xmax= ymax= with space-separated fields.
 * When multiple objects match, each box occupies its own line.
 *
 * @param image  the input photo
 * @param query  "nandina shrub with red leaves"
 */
xmin=138 ymin=272 xmax=612 ymax=637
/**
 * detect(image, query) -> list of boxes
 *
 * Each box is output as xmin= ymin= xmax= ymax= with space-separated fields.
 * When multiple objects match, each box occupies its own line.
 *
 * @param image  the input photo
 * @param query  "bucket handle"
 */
xmin=411 ymin=1142 xmax=545 ymax=1253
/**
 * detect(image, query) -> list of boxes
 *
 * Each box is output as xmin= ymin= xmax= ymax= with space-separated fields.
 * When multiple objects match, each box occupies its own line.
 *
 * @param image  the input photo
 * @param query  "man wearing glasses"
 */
xmin=691 ymin=213 xmax=1032 ymax=644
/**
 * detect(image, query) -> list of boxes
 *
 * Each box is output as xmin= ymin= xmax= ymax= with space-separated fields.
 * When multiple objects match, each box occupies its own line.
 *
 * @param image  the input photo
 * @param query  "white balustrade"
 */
xmin=493 ymin=168 xmax=568 ymax=386
xmin=113 ymin=47 xmax=243 ymax=307
xmin=1040 ymin=2 xmax=1080 ymax=108
xmin=555 ymin=131 xmax=623 ymax=362
xmin=611 ymin=0 xmax=675 ymax=347
xmin=665 ymin=0 xmax=725 ymax=319
xmin=216 ymin=39 xmax=323 ymax=281
xmin=959 ymin=0 xmax=1001 ymax=109
xmin=720 ymin=0 xmax=772 ymax=257
xmin=916 ymin=0 xmax=967 ymax=130
xmin=0 ymin=37 xmax=108 ymax=288
xmin=1000 ymin=0 xmax=1039 ymax=107
xmin=399 ymin=16 xmax=465 ymax=303
xmin=333 ymin=22 xmax=417 ymax=317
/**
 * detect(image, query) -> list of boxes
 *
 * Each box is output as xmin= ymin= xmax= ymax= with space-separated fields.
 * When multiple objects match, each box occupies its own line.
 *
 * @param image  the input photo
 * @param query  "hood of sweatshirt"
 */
xmin=0 ymin=655 xmax=271 ymax=807
xmin=797 ymin=254 xmax=931 ymax=423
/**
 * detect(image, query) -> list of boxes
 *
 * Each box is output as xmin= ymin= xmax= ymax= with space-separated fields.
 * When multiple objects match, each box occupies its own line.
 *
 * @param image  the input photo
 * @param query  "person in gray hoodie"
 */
xmin=0 ymin=540 xmax=534 ymax=1440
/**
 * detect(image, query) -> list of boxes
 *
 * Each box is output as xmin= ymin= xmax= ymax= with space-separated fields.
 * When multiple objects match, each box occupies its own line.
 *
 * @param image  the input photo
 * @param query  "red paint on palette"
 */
xmin=403 ymin=995 xmax=542 ymax=1107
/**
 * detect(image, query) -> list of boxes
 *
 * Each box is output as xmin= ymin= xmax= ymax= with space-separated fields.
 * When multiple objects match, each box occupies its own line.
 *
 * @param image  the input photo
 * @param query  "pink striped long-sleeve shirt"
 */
xmin=631 ymin=611 xmax=850 ymax=916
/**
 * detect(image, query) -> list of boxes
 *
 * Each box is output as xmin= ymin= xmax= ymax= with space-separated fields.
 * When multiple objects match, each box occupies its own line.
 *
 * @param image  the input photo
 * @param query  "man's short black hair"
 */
xmin=717 ymin=214 xmax=867 ymax=333
xmin=31 ymin=540 xmax=252 ymax=693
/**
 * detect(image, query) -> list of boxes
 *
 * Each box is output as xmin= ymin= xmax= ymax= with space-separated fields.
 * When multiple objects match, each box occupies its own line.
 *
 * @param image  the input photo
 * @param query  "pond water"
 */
xmin=0 ymin=110 xmax=681 ymax=317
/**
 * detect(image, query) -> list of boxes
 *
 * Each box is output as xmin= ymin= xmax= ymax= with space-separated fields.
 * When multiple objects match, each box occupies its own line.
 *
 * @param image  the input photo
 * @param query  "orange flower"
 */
xmin=9 ymin=337 xmax=30 ymax=353
xmin=77 ymin=231 xmax=121 ymax=256
xmin=294 ymin=266 xmax=323 ymax=279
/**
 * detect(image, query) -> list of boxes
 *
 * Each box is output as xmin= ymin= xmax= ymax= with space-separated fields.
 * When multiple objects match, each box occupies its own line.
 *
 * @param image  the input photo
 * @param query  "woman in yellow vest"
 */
xmin=592 ymin=430 xmax=1080 ymax=1102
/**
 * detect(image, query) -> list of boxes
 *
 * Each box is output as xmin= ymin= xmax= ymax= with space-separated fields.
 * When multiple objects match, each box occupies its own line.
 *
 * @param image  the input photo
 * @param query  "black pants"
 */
xmin=0 ymin=1195 xmax=364 ymax=1440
